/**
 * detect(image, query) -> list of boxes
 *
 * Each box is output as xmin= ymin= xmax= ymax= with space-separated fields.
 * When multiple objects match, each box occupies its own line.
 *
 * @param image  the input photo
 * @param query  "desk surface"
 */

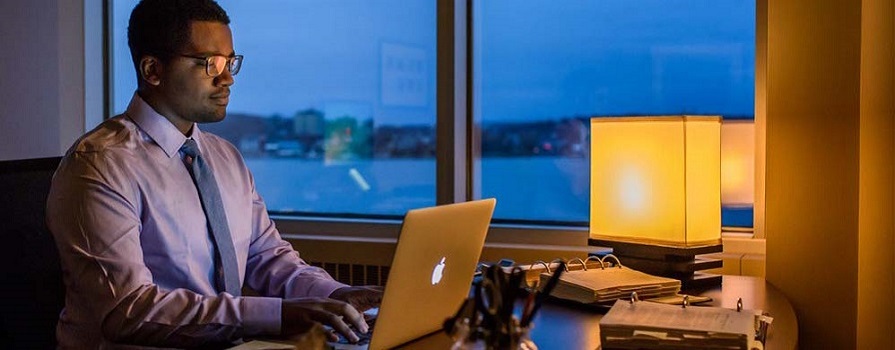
xmin=401 ymin=275 xmax=798 ymax=350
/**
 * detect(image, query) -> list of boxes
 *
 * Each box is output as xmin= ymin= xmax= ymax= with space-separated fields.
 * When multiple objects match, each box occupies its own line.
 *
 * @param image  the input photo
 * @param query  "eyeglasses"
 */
xmin=179 ymin=54 xmax=244 ymax=77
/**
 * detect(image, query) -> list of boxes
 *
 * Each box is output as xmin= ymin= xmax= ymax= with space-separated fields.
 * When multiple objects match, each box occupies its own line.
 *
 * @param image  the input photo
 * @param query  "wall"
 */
xmin=857 ymin=0 xmax=895 ymax=347
xmin=765 ymin=1 xmax=895 ymax=349
xmin=0 ymin=0 xmax=98 ymax=161
xmin=766 ymin=1 xmax=861 ymax=348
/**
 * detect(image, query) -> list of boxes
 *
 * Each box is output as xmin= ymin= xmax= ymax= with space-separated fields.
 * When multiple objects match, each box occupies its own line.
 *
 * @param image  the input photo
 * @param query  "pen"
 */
xmin=501 ymin=268 xmax=523 ymax=324
xmin=521 ymin=261 xmax=565 ymax=327
xmin=521 ymin=292 xmax=535 ymax=325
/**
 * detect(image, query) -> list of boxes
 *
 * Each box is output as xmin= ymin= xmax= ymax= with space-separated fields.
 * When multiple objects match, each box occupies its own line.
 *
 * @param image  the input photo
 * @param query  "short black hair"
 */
xmin=127 ymin=0 xmax=230 ymax=69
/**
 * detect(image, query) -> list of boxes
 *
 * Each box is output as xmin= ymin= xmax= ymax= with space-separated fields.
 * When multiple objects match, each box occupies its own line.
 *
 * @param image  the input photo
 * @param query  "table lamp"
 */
xmin=588 ymin=116 xmax=723 ymax=288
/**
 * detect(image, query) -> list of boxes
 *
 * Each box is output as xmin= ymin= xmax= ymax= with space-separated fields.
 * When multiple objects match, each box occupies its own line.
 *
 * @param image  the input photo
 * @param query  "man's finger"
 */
xmin=323 ymin=312 xmax=359 ymax=343
xmin=327 ymin=300 xmax=367 ymax=334
xmin=325 ymin=328 xmax=339 ymax=342
xmin=318 ymin=300 xmax=367 ymax=336
xmin=342 ymin=303 xmax=369 ymax=334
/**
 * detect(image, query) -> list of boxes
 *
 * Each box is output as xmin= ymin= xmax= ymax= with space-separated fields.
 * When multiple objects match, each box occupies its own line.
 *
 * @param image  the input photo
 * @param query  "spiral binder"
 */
xmin=600 ymin=292 xmax=774 ymax=350
xmin=521 ymin=255 xmax=615 ymax=289
xmin=529 ymin=254 xmax=682 ymax=305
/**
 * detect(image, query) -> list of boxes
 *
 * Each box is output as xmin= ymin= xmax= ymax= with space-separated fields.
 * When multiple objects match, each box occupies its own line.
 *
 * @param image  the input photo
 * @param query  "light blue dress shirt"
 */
xmin=47 ymin=93 xmax=347 ymax=348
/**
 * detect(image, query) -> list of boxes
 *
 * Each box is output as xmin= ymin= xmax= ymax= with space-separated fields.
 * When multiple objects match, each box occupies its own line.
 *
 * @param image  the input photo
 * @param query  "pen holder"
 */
xmin=448 ymin=316 xmax=537 ymax=350
xmin=444 ymin=264 xmax=554 ymax=350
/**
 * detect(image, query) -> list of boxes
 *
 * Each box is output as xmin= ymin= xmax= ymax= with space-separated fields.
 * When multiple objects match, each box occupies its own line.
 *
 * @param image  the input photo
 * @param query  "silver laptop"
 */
xmin=332 ymin=198 xmax=496 ymax=350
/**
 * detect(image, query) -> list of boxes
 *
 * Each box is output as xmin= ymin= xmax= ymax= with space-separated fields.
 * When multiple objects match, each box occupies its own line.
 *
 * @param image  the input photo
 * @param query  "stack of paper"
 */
xmin=540 ymin=266 xmax=680 ymax=305
xmin=599 ymin=299 xmax=756 ymax=350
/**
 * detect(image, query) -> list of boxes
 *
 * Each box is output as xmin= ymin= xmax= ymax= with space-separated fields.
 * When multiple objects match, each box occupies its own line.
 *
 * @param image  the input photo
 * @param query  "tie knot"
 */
xmin=181 ymin=139 xmax=200 ymax=158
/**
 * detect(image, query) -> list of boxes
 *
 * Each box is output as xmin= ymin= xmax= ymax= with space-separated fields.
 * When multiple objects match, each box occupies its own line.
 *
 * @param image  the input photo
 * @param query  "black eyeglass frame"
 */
xmin=179 ymin=54 xmax=244 ymax=77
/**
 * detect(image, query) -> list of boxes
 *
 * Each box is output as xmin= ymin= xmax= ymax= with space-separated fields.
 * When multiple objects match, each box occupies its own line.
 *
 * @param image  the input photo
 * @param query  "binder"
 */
xmin=599 ymin=298 xmax=767 ymax=350
xmin=520 ymin=256 xmax=611 ymax=289
xmin=535 ymin=255 xmax=681 ymax=305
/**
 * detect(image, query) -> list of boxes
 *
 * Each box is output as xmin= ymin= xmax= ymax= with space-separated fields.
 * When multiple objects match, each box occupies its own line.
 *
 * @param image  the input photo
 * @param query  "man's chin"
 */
xmin=197 ymin=112 xmax=227 ymax=124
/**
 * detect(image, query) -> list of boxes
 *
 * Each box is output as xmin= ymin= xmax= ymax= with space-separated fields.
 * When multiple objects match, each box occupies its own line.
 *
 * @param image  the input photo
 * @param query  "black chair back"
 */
xmin=0 ymin=157 xmax=64 ymax=349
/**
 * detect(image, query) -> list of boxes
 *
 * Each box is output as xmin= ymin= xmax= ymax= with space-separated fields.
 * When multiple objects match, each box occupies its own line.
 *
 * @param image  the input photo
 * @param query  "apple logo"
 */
xmin=431 ymin=257 xmax=446 ymax=285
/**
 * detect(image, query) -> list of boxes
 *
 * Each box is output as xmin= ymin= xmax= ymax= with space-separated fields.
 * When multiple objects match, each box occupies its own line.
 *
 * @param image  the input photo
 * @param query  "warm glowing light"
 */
xmin=721 ymin=121 xmax=754 ymax=206
xmin=619 ymin=168 xmax=646 ymax=213
xmin=590 ymin=116 xmax=721 ymax=246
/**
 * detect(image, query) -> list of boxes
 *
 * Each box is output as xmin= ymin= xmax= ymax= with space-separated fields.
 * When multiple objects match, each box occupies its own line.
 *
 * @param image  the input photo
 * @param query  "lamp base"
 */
xmin=588 ymin=238 xmax=723 ymax=289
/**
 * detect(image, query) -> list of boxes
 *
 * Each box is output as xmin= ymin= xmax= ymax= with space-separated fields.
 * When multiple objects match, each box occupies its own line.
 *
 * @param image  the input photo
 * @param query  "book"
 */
xmin=599 ymin=299 xmax=760 ymax=350
xmin=537 ymin=255 xmax=681 ymax=305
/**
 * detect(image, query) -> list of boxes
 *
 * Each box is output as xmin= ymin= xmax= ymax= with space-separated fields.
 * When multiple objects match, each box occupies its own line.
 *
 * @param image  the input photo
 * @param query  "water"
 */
xmin=247 ymin=157 xmax=589 ymax=221
xmin=247 ymin=157 xmax=752 ymax=227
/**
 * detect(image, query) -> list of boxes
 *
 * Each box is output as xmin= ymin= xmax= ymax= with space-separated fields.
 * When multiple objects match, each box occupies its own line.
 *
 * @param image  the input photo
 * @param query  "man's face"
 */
xmin=156 ymin=21 xmax=235 ymax=132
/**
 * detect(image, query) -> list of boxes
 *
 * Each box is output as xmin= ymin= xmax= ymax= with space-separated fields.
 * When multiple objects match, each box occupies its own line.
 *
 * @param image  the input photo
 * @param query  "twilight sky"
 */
xmin=112 ymin=0 xmax=755 ymax=125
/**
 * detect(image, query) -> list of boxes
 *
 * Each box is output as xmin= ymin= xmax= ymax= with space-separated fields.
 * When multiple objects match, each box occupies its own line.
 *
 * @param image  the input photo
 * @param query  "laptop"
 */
xmin=331 ymin=198 xmax=496 ymax=350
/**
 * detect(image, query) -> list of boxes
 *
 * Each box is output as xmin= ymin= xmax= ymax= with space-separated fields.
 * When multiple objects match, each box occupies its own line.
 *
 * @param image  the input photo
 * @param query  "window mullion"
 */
xmin=436 ymin=0 xmax=471 ymax=205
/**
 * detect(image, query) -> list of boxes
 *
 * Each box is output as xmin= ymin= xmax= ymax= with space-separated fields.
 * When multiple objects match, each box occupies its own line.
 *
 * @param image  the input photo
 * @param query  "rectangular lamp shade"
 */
xmin=590 ymin=116 xmax=721 ymax=247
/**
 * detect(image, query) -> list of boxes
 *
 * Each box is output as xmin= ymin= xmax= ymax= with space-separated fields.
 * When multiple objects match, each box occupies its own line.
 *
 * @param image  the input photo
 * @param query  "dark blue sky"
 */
xmin=113 ymin=0 xmax=755 ymax=124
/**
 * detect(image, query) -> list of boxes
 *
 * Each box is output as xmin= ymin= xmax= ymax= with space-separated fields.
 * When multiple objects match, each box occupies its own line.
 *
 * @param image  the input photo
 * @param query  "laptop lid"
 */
xmin=367 ymin=198 xmax=496 ymax=350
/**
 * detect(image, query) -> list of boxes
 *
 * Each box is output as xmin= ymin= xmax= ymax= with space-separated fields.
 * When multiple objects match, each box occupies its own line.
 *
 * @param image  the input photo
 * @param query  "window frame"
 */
xmin=274 ymin=0 xmax=589 ymax=247
xmin=102 ymin=0 xmax=762 ymax=247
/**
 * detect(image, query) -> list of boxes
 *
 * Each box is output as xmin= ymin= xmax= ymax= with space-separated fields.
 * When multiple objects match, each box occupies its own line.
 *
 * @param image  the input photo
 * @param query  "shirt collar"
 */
xmin=125 ymin=92 xmax=206 ymax=158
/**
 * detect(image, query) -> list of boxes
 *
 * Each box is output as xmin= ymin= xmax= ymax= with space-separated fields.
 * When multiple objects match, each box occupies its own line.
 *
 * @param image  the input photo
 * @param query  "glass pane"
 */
xmin=112 ymin=0 xmax=437 ymax=216
xmin=473 ymin=0 xmax=755 ymax=225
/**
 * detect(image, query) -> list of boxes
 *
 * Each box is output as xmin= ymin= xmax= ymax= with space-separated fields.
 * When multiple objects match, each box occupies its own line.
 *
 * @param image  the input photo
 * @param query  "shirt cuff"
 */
xmin=240 ymin=296 xmax=282 ymax=336
xmin=315 ymin=279 xmax=350 ymax=299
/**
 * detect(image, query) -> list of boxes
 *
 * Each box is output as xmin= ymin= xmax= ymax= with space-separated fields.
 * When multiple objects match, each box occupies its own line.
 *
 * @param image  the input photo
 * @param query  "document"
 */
xmin=542 ymin=266 xmax=680 ymax=305
xmin=599 ymin=299 xmax=757 ymax=350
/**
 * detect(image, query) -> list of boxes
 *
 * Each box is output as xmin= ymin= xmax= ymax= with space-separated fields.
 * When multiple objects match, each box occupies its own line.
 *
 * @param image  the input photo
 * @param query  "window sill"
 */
xmin=273 ymin=215 xmax=590 ymax=248
xmin=720 ymin=233 xmax=765 ymax=256
xmin=275 ymin=216 xmax=596 ymax=269
xmin=273 ymin=215 xmax=764 ymax=263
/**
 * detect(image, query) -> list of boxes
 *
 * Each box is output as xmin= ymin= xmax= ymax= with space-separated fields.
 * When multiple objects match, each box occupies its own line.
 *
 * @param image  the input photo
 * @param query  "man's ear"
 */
xmin=138 ymin=56 xmax=163 ymax=86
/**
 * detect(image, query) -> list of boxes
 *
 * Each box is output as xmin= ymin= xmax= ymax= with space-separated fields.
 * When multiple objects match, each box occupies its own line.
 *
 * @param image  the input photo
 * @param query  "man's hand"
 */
xmin=329 ymin=286 xmax=384 ymax=312
xmin=281 ymin=297 xmax=367 ymax=343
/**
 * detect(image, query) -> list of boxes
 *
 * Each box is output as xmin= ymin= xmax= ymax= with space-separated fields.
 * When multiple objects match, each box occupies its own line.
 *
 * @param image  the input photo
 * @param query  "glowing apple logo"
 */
xmin=431 ymin=257 xmax=446 ymax=285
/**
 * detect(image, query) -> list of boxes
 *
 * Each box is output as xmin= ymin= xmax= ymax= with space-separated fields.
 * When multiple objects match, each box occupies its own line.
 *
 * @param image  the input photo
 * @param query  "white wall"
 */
xmin=0 ymin=0 xmax=101 ymax=161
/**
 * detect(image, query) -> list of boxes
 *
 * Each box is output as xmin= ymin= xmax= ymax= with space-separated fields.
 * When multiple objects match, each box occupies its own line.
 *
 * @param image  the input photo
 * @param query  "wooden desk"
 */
xmin=401 ymin=275 xmax=797 ymax=350
xmin=699 ymin=276 xmax=798 ymax=350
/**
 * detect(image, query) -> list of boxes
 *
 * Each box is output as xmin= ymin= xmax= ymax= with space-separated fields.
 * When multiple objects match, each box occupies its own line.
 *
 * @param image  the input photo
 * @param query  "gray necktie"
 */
xmin=181 ymin=139 xmax=241 ymax=296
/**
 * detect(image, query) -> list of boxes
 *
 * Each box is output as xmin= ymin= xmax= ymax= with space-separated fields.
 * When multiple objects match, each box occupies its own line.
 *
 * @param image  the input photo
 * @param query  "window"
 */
xmin=472 ymin=0 xmax=756 ymax=227
xmin=110 ymin=1 xmax=755 ymax=233
xmin=111 ymin=0 xmax=437 ymax=217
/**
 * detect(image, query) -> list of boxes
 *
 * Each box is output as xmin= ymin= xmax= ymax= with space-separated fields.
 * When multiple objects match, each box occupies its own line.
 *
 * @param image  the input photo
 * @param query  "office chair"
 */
xmin=0 ymin=156 xmax=64 ymax=349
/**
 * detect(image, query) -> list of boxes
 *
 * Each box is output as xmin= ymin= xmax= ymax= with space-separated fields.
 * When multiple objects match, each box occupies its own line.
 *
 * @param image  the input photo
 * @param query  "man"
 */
xmin=47 ymin=0 xmax=380 ymax=348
